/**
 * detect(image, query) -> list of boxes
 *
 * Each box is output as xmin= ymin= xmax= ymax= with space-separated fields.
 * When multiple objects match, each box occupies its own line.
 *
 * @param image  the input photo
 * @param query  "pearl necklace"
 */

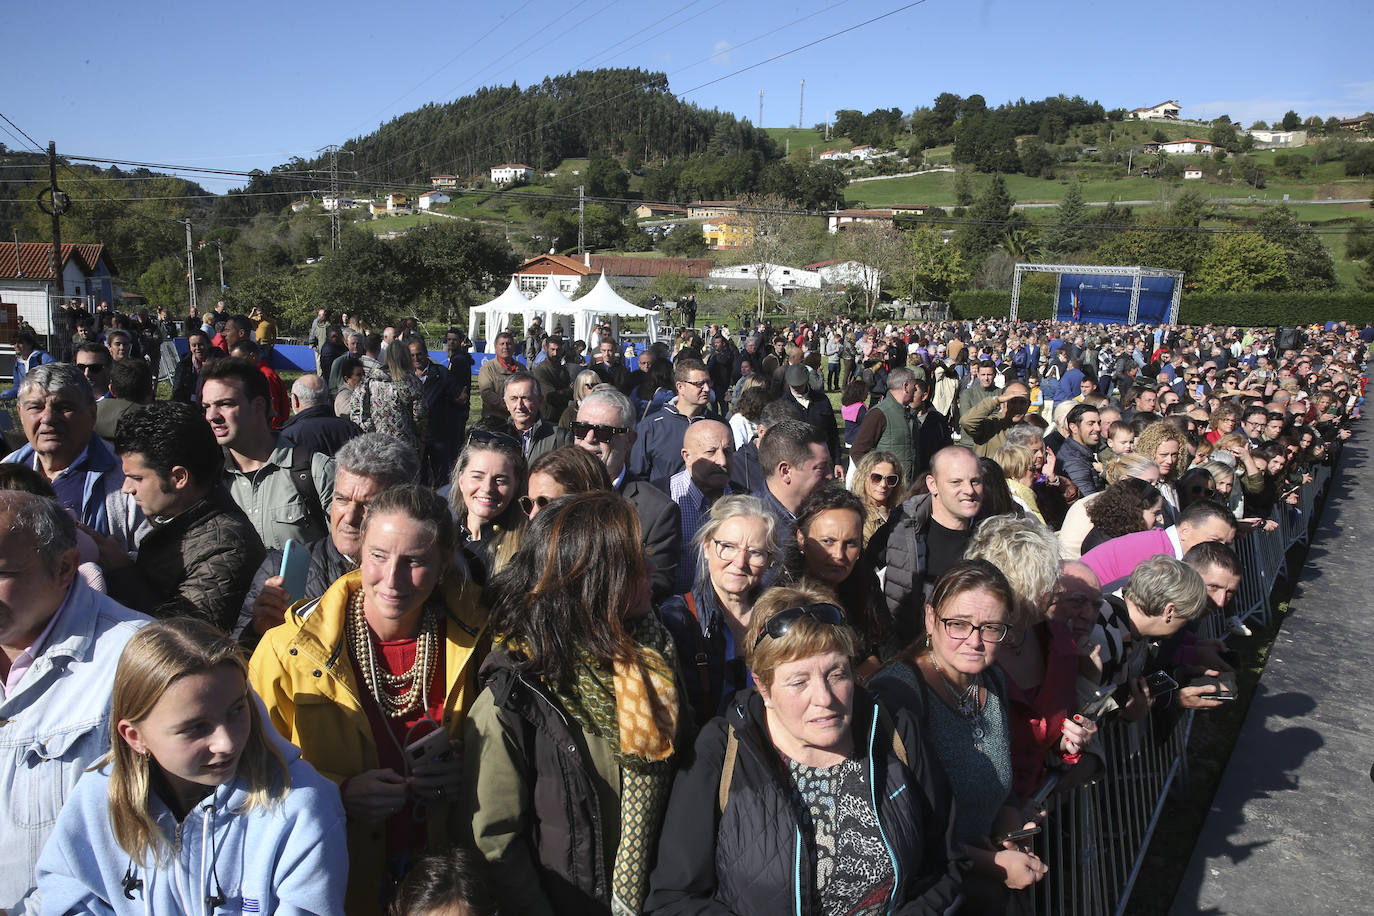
xmin=929 ymin=650 xmax=986 ymax=752
xmin=347 ymin=588 xmax=439 ymax=719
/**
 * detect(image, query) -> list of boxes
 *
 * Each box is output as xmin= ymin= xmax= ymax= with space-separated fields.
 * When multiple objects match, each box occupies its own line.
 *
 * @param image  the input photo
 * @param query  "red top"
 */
xmin=350 ymin=626 xmax=447 ymax=861
xmin=999 ymin=620 xmax=1082 ymax=800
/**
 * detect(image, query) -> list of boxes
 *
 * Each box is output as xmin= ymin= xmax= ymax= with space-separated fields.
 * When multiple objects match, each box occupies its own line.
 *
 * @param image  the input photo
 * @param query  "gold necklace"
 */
xmin=346 ymin=588 xmax=439 ymax=719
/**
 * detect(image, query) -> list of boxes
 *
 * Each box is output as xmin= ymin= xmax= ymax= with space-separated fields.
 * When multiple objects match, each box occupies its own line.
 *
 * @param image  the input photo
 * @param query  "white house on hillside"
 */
xmin=708 ymin=262 xmax=822 ymax=294
xmin=1158 ymin=138 xmax=1215 ymax=155
xmin=1248 ymin=128 xmax=1307 ymax=147
xmin=418 ymin=191 xmax=450 ymax=210
xmin=386 ymin=193 xmax=410 ymax=211
xmin=1183 ymin=168 xmax=1203 ymax=180
xmin=1131 ymin=100 xmax=1182 ymax=120
xmin=490 ymin=164 xmax=533 ymax=184
xmin=849 ymin=145 xmax=879 ymax=160
xmin=322 ymin=195 xmax=353 ymax=211
xmin=806 ymin=259 xmax=881 ymax=294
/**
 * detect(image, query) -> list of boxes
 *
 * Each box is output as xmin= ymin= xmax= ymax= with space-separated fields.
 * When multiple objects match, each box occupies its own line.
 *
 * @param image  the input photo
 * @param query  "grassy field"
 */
xmin=355 ymin=211 xmax=456 ymax=233
xmin=766 ymin=127 xmax=853 ymax=160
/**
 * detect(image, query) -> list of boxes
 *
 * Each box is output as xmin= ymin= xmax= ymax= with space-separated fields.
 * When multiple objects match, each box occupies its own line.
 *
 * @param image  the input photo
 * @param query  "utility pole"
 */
xmin=46 ymin=142 xmax=64 ymax=296
xmin=758 ymin=90 xmax=764 ymax=128
xmin=319 ymin=144 xmax=354 ymax=251
xmin=798 ymin=79 xmax=805 ymax=130
xmin=183 ymin=219 xmax=197 ymax=314
xmin=577 ymin=185 xmax=585 ymax=255
xmin=217 ymin=242 xmax=225 ymax=291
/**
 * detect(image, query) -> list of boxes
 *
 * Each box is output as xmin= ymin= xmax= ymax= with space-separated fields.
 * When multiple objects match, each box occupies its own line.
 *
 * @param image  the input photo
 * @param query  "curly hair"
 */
xmin=964 ymin=513 xmax=1060 ymax=629
xmin=1086 ymin=477 xmax=1162 ymax=541
xmin=1133 ymin=420 xmax=1184 ymax=482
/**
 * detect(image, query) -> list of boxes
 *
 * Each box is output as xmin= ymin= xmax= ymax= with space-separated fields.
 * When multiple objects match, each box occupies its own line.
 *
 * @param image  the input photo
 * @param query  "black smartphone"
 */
xmin=996 ymin=825 xmax=1042 ymax=844
xmin=1144 ymin=670 xmax=1179 ymax=695
xmin=1183 ymin=670 xmax=1238 ymax=701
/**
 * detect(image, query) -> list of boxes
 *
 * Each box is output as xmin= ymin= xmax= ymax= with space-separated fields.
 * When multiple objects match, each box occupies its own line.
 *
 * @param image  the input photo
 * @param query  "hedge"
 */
xmin=947 ymin=290 xmax=1374 ymax=326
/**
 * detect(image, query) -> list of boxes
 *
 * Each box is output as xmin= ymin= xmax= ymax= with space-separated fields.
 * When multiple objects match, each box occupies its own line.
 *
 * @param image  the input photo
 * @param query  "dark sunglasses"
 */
xmin=754 ymin=603 xmax=847 ymax=650
xmin=518 ymin=494 xmax=552 ymax=516
xmin=468 ymin=428 xmax=522 ymax=449
xmin=571 ymin=421 xmax=629 ymax=443
xmin=76 ymin=362 xmax=109 ymax=374
xmin=869 ymin=472 xmax=899 ymax=488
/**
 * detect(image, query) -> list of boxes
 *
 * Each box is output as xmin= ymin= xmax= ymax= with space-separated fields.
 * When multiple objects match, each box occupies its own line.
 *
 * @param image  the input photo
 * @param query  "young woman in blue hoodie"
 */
xmin=37 ymin=618 xmax=348 ymax=915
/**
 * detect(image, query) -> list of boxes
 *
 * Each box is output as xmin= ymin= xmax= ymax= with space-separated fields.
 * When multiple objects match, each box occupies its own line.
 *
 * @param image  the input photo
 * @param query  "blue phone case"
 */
xmin=279 ymin=539 xmax=309 ymax=602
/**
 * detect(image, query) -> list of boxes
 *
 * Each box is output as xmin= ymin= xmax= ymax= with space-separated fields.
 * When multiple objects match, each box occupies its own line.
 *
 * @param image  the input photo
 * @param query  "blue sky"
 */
xmin=3 ymin=0 xmax=1370 ymax=190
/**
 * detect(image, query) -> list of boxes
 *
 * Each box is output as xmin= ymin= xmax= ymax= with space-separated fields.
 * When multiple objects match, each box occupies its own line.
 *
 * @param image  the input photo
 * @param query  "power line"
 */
xmin=0 ymin=110 xmax=45 ymax=152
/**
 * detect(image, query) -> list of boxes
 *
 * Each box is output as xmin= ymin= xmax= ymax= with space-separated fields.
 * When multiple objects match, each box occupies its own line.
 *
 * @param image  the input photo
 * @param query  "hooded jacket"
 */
xmin=248 ymin=569 xmax=489 ymax=914
xmin=645 ymin=687 xmax=967 ymax=916
xmin=36 ymin=731 xmax=348 ymax=916
xmin=3 ymin=435 xmax=140 ymax=549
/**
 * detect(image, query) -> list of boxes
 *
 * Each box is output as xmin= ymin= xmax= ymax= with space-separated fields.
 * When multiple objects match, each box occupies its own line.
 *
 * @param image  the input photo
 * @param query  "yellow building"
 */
xmin=702 ymin=217 xmax=753 ymax=250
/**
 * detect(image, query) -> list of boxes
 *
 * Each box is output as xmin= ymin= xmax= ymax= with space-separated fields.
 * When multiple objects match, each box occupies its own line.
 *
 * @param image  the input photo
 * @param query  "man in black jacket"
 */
xmin=575 ymin=386 xmax=680 ymax=601
xmin=278 ymin=374 xmax=362 ymax=457
xmin=93 ymin=402 xmax=265 ymax=632
xmin=777 ymin=363 xmax=842 ymax=471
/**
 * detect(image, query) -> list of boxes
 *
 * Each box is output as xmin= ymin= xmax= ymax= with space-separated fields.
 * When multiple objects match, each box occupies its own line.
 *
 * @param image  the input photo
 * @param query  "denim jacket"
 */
xmin=0 ymin=578 xmax=148 ymax=915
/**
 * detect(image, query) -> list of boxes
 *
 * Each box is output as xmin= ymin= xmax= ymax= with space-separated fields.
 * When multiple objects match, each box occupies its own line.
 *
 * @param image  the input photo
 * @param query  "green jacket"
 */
xmin=223 ymin=436 xmax=335 ymax=551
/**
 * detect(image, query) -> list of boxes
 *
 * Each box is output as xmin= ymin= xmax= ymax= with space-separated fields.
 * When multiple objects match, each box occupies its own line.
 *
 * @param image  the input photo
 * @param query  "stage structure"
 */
xmin=1010 ymin=263 xmax=1184 ymax=325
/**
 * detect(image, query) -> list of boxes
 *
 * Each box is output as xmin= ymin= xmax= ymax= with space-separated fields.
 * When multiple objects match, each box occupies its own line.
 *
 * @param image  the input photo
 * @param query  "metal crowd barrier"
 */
xmin=1034 ymin=461 xmax=1336 ymax=916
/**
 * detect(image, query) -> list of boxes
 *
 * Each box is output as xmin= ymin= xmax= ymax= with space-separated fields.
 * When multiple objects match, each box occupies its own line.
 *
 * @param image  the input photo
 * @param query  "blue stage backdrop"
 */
xmin=1056 ymin=274 xmax=1176 ymax=325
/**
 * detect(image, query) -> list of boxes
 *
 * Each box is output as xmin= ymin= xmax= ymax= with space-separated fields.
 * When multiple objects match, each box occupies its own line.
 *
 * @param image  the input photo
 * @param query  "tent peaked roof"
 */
xmin=574 ymin=272 xmax=656 ymax=316
xmin=472 ymin=277 xmax=530 ymax=313
xmin=528 ymin=278 xmax=577 ymax=311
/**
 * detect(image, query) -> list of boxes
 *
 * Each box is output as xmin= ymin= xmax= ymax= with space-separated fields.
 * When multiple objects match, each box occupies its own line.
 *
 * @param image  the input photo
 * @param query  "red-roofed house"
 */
xmin=0 ymin=242 xmax=119 ymax=337
xmin=513 ymin=253 xmax=595 ymax=295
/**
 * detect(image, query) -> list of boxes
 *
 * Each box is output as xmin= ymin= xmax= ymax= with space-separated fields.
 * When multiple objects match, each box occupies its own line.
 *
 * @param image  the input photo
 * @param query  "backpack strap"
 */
xmin=681 ymin=593 xmax=712 ymax=700
xmin=289 ymin=446 xmax=328 ymax=537
xmin=717 ymin=727 xmax=739 ymax=815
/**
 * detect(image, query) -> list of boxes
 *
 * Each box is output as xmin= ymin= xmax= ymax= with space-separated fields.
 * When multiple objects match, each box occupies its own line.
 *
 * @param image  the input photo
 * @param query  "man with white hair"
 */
xmin=0 ymin=492 xmax=148 ymax=914
xmin=279 ymin=373 xmax=363 ymax=456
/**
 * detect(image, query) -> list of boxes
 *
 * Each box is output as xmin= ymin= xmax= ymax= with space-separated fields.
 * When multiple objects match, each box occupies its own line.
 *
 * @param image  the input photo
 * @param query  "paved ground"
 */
xmin=1171 ymin=435 xmax=1373 ymax=915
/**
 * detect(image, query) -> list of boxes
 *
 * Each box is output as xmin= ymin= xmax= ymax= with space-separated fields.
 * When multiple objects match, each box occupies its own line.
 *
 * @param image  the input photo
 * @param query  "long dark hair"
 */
xmin=1086 ymin=476 xmax=1162 ymax=540
xmin=489 ymin=491 xmax=646 ymax=685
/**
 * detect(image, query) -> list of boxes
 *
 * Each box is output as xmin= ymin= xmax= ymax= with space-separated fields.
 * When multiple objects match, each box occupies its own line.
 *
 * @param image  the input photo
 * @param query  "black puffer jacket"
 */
xmin=646 ymin=687 xmax=967 ymax=916
xmin=106 ymin=486 xmax=265 ymax=631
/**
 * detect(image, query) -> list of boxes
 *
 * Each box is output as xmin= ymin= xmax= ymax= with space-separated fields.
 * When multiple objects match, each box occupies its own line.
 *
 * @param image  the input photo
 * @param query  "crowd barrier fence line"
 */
xmin=1033 ymin=460 xmax=1334 ymax=916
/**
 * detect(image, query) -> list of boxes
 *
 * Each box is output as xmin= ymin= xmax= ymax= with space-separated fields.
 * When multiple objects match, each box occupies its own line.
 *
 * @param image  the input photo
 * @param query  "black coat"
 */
xmin=278 ymin=404 xmax=362 ymax=457
xmin=622 ymin=475 xmax=682 ymax=602
xmin=646 ymin=687 xmax=967 ymax=916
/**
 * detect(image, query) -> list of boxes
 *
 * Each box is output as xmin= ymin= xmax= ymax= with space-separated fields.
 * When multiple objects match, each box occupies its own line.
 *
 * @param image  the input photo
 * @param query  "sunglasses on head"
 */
xmin=468 ymin=428 xmax=522 ymax=449
xmin=571 ymin=420 xmax=629 ymax=443
xmin=754 ymin=603 xmax=847 ymax=650
xmin=869 ymin=472 xmax=899 ymax=487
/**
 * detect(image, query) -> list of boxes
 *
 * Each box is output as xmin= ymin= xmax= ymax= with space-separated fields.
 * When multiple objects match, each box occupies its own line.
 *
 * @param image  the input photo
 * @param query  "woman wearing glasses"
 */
xmin=647 ymin=585 xmax=966 ymax=916
xmin=448 ymin=425 xmax=527 ymax=585
xmin=850 ymin=449 xmax=905 ymax=542
xmin=659 ymin=495 xmax=779 ymax=727
xmin=462 ymin=492 xmax=685 ymax=915
xmin=871 ymin=559 xmax=1049 ymax=912
xmin=523 ymin=445 xmax=613 ymax=520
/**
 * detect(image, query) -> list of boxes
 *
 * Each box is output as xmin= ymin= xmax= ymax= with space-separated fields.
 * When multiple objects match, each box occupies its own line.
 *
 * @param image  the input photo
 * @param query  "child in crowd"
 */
xmin=37 ymin=619 xmax=347 ymax=915
xmin=390 ymin=848 xmax=496 ymax=916
xmin=1100 ymin=421 xmax=1136 ymax=462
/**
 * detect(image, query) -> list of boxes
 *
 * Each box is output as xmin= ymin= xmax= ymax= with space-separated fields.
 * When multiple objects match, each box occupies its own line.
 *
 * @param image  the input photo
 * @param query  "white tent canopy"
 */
xmin=570 ymin=272 xmax=660 ymax=345
xmin=468 ymin=272 xmax=660 ymax=353
xmin=468 ymin=278 xmax=531 ymax=353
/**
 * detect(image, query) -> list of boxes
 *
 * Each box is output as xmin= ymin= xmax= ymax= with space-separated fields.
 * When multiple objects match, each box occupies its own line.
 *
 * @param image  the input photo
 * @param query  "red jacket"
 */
xmin=1000 ymin=619 xmax=1082 ymax=799
xmin=258 ymin=359 xmax=288 ymax=430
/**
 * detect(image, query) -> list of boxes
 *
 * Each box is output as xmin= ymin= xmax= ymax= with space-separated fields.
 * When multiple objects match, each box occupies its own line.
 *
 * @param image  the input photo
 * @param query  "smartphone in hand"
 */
xmin=279 ymin=539 xmax=309 ymax=603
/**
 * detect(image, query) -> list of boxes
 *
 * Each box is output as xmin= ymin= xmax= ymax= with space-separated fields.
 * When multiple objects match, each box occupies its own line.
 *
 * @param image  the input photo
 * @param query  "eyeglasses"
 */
xmin=938 ymin=617 xmax=1012 ymax=643
xmin=712 ymin=538 xmax=772 ymax=568
xmin=869 ymin=472 xmax=899 ymax=488
xmin=754 ymin=603 xmax=847 ymax=649
xmin=518 ymin=494 xmax=552 ymax=516
xmin=571 ymin=421 xmax=629 ymax=443
xmin=76 ymin=362 xmax=109 ymax=374
xmin=468 ymin=428 xmax=522 ymax=449
xmin=679 ymin=377 xmax=711 ymax=389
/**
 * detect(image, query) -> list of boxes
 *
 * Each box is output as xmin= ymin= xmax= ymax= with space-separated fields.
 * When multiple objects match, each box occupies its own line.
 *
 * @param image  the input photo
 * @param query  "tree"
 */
xmin=953 ymin=174 xmax=1022 ymax=267
xmin=953 ymin=170 xmax=975 ymax=207
xmin=1252 ymin=205 xmax=1336 ymax=290
xmin=836 ymin=222 xmax=907 ymax=315
xmin=1040 ymin=181 xmax=1093 ymax=257
xmin=733 ymin=194 xmax=814 ymax=320
xmin=397 ymin=220 xmax=519 ymax=322
xmin=1197 ymin=232 xmax=1288 ymax=292
xmin=1019 ymin=142 xmax=1054 ymax=179
xmin=651 ymin=272 xmax=699 ymax=301
xmin=138 ymin=255 xmax=190 ymax=311
xmin=897 ymin=225 xmax=969 ymax=302
xmin=1209 ymin=117 xmax=1239 ymax=152
xmin=312 ymin=229 xmax=413 ymax=327
xmin=659 ymin=225 xmax=708 ymax=256
xmin=1281 ymin=110 xmax=1302 ymax=131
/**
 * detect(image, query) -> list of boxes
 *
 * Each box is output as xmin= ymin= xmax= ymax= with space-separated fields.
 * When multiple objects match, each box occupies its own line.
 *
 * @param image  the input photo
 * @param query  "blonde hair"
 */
xmin=1203 ymin=460 xmax=1235 ymax=483
xmin=850 ymin=450 xmax=905 ymax=512
xmin=107 ymin=619 xmax=287 ymax=864
xmin=964 ymin=514 xmax=1061 ymax=629
xmin=1103 ymin=451 xmax=1159 ymax=485
xmin=994 ymin=442 xmax=1034 ymax=483
xmin=1134 ymin=421 xmax=1183 ymax=482
xmin=748 ymin=584 xmax=858 ymax=687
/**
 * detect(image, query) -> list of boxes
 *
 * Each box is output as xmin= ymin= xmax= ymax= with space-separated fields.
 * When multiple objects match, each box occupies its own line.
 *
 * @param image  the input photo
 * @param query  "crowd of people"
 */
xmin=0 ymin=299 xmax=1364 ymax=916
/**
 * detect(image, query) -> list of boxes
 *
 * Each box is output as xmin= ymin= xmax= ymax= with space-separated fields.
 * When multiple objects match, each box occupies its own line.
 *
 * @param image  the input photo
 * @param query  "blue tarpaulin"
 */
xmin=1056 ymin=274 xmax=1176 ymax=325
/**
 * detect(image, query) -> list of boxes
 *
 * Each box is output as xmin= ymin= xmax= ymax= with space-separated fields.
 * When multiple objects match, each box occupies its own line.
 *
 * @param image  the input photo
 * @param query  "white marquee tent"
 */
xmin=468 ymin=272 xmax=660 ymax=353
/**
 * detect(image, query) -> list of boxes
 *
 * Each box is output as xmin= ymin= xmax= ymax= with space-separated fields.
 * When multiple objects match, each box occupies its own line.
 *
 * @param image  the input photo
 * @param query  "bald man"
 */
xmin=278 ymin=372 xmax=362 ymax=457
xmin=1048 ymin=559 xmax=1104 ymax=644
xmin=662 ymin=419 xmax=738 ymax=591
xmin=960 ymin=381 xmax=1030 ymax=458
